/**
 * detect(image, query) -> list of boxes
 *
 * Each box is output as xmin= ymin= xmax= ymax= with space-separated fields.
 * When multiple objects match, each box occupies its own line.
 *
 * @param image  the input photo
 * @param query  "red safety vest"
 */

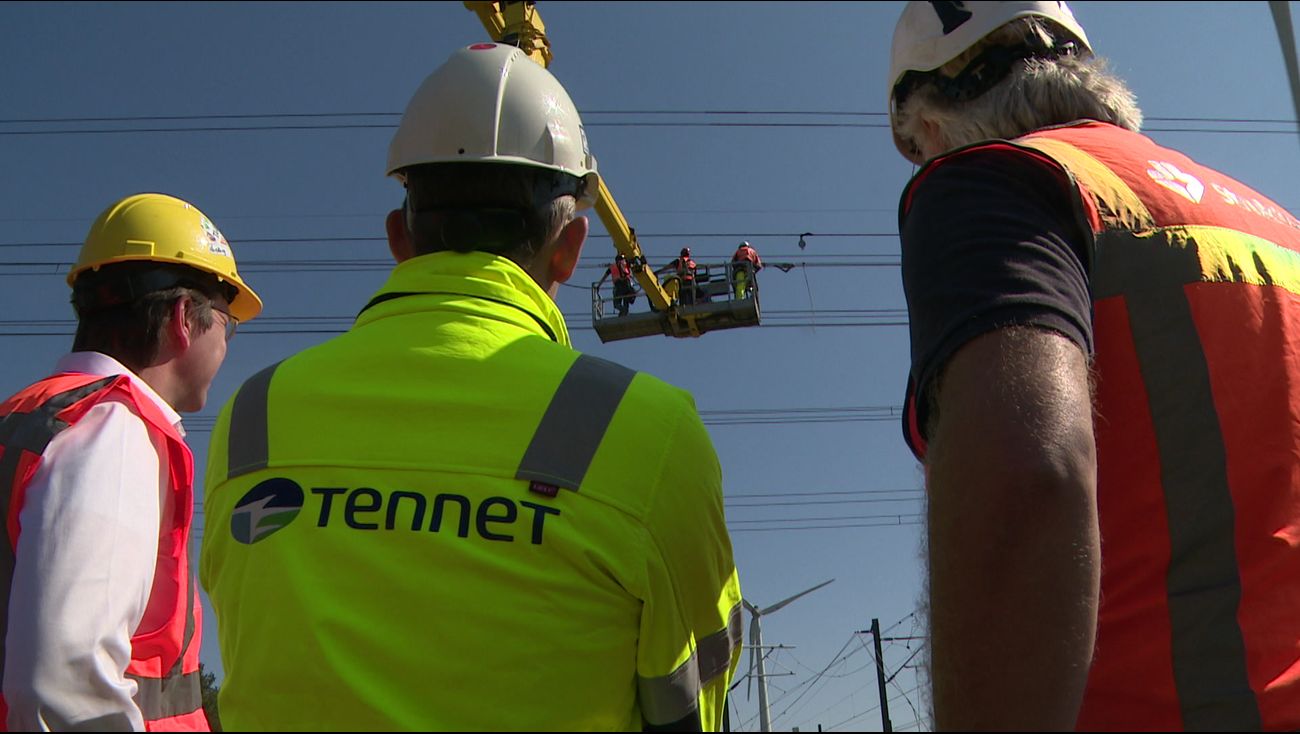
xmin=675 ymin=257 xmax=697 ymax=282
xmin=609 ymin=260 xmax=631 ymax=281
xmin=733 ymin=246 xmax=761 ymax=270
xmin=905 ymin=121 xmax=1300 ymax=730
xmin=0 ymin=372 xmax=208 ymax=731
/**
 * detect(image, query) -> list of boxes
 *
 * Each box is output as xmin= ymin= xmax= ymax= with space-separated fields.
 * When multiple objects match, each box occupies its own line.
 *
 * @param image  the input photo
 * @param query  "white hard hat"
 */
xmin=887 ymin=1 xmax=1091 ymax=160
xmin=387 ymin=43 xmax=600 ymax=208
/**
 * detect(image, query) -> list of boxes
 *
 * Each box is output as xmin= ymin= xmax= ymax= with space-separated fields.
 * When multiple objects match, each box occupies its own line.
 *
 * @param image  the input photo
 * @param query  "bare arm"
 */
xmin=925 ymin=326 xmax=1099 ymax=730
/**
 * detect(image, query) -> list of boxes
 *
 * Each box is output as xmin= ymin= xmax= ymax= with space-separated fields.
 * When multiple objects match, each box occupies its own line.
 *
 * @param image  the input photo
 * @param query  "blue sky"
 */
xmin=2 ymin=2 xmax=1298 ymax=730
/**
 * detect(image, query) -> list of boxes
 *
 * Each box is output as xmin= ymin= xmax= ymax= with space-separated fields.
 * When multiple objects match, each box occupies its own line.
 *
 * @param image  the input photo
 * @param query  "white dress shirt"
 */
xmin=3 ymin=352 xmax=182 ymax=732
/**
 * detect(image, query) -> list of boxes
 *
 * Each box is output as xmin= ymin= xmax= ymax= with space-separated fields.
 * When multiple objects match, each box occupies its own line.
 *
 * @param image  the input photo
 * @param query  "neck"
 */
xmin=134 ymin=361 xmax=182 ymax=411
xmin=523 ymin=258 xmax=561 ymax=301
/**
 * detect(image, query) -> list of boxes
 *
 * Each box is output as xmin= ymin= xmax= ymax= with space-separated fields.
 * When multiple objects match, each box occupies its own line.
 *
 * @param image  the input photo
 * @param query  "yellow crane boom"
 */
xmin=464 ymin=1 xmax=762 ymax=341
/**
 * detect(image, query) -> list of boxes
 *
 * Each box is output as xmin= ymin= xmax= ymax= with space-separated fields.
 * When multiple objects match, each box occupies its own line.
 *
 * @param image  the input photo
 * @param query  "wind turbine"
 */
xmin=742 ymin=578 xmax=835 ymax=733
xmin=1271 ymin=1 xmax=1300 ymax=147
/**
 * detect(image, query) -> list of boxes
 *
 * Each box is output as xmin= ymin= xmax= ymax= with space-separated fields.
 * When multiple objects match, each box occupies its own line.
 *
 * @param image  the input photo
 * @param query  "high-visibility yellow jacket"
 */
xmin=201 ymin=251 xmax=742 ymax=732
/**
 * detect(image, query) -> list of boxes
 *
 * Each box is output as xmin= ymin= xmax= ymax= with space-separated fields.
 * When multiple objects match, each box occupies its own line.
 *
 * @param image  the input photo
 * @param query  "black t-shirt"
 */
xmin=899 ymin=145 xmax=1094 ymax=451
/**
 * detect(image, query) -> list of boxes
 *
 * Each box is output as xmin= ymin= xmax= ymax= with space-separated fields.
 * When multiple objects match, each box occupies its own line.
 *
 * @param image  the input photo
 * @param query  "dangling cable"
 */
xmin=802 ymin=264 xmax=816 ymax=334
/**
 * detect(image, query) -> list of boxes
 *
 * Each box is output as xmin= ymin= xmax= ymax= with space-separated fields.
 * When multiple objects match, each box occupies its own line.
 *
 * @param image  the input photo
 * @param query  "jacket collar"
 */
xmin=357 ymin=251 xmax=571 ymax=347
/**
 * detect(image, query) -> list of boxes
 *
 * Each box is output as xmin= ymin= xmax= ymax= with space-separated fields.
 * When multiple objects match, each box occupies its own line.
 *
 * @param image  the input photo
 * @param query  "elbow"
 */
xmin=930 ymin=411 xmax=1097 ymax=505
xmin=926 ymin=401 xmax=1099 ymax=559
xmin=1007 ymin=422 xmax=1097 ymax=500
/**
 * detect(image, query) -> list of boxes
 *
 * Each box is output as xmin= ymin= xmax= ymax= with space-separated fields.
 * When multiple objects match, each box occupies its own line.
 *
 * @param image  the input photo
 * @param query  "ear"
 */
xmin=919 ymin=119 xmax=946 ymax=159
xmin=386 ymin=208 xmax=416 ymax=263
xmin=547 ymin=215 xmax=589 ymax=284
xmin=168 ymin=296 xmax=193 ymax=353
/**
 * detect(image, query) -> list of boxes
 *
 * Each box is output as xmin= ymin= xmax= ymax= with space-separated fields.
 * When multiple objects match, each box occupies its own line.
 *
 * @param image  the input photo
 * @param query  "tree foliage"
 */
xmin=199 ymin=662 xmax=222 ymax=732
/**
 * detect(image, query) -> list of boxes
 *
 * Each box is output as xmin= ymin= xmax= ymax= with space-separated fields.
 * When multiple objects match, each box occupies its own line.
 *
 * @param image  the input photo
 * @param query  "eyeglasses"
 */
xmin=211 ymin=303 xmax=239 ymax=342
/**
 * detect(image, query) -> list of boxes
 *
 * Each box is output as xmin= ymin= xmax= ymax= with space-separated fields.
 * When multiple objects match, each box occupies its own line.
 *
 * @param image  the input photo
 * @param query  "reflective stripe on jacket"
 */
xmin=0 ymin=373 xmax=207 ymax=732
xmin=201 ymin=251 xmax=742 ymax=732
xmin=907 ymin=120 xmax=1300 ymax=730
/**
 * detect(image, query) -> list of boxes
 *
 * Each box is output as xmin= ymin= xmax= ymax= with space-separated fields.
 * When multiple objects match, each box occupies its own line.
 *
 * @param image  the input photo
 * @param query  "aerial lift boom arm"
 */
xmin=463 ymin=0 xmax=695 ymax=331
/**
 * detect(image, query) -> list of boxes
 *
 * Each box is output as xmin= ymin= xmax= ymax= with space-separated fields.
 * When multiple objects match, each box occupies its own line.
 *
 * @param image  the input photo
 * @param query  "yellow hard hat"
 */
xmin=69 ymin=193 xmax=263 ymax=321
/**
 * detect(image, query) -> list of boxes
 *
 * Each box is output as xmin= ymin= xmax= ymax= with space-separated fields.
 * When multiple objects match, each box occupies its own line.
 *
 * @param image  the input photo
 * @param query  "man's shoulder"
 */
xmin=553 ymin=351 xmax=705 ymax=445
xmin=1 ymin=371 xmax=164 ymax=430
xmin=903 ymin=137 xmax=1076 ymax=222
xmin=226 ymin=330 xmax=358 ymax=395
xmin=43 ymin=397 xmax=158 ymax=463
xmin=922 ymin=138 xmax=1068 ymax=183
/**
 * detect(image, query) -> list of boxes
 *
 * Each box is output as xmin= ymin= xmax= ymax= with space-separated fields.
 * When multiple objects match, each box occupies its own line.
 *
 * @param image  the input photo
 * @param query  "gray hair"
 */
xmin=893 ymin=17 xmax=1143 ymax=160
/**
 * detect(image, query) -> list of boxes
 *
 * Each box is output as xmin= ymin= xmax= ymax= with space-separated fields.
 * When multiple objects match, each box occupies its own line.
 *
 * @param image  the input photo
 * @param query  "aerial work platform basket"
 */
xmin=591 ymin=261 xmax=761 ymax=343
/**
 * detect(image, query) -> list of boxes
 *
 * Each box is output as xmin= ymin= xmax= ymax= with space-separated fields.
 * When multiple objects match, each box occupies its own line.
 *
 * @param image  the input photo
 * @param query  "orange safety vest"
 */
xmin=0 ymin=372 xmax=207 ymax=731
xmin=609 ymin=260 xmax=631 ymax=281
xmin=905 ymin=121 xmax=1300 ymax=730
xmin=675 ymin=257 xmax=697 ymax=282
xmin=732 ymin=246 xmax=761 ymax=269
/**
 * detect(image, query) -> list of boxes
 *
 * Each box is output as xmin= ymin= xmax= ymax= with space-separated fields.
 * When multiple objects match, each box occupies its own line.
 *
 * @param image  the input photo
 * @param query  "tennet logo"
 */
xmin=229 ymin=480 xmax=562 ymax=545
xmin=232 ymin=478 xmax=305 ymax=545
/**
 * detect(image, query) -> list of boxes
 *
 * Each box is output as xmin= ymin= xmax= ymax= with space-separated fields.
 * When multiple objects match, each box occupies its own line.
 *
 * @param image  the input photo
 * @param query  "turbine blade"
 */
xmin=1271 ymin=1 xmax=1300 ymax=147
xmin=761 ymin=578 xmax=835 ymax=615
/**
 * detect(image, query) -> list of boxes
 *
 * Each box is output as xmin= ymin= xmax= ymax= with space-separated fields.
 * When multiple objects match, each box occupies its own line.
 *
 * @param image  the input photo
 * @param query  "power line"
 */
xmin=888 ymin=674 xmax=925 ymax=730
xmin=787 ymin=649 xmax=871 ymax=680
xmin=0 ymin=207 xmax=903 ymax=224
xmin=881 ymin=611 xmax=919 ymax=637
xmin=7 ymin=121 xmax=1294 ymax=136
xmin=887 ymin=644 xmax=927 ymax=685
xmin=188 ymin=489 xmax=916 ymax=505
xmin=1 ymin=109 xmax=1295 ymax=136
xmin=769 ymin=634 xmax=863 ymax=730
xmin=169 ymin=403 xmax=906 ymax=435
xmin=0 ymin=232 xmax=901 ymax=249
xmin=195 ymin=510 xmax=923 ymax=535
xmin=0 ymin=260 xmax=904 ymax=278
xmin=4 ymin=109 xmax=1299 ymax=125
xmin=0 ymin=110 xmax=884 ymax=125
xmin=728 ymin=498 xmax=919 ymax=509
xmin=0 ymin=321 xmax=911 ymax=338
xmin=788 ymin=681 xmax=876 ymax=733
xmin=5 ymin=122 xmax=1296 ymax=136
xmin=824 ymin=683 xmax=924 ymax=732
xmin=0 ymin=253 xmax=902 ymax=268
xmin=0 ymin=122 xmax=885 ymax=137
xmin=729 ymin=519 xmax=922 ymax=533
xmin=730 ymin=512 xmax=922 ymax=525
xmin=727 ymin=488 xmax=921 ymax=498
xmin=0 ymin=313 xmax=912 ymax=338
